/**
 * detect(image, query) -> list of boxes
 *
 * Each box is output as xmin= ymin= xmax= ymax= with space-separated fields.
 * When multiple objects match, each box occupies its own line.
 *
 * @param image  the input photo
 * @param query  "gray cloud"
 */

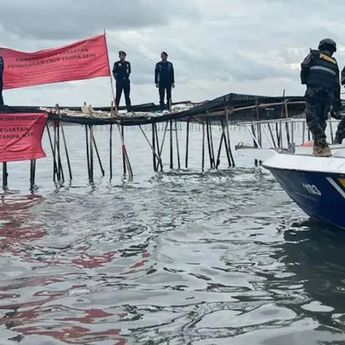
xmin=2 ymin=0 xmax=345 ymax=106
xmin=0 ymin=0 xmax=200 ymax=40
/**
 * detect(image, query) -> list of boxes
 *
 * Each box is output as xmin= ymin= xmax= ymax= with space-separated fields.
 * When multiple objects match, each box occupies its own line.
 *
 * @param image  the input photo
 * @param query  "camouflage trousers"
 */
xmin=305 ymin=86 xmax=333 ymax=148
xmin=335 ymin=117 xmax=345 ymax=143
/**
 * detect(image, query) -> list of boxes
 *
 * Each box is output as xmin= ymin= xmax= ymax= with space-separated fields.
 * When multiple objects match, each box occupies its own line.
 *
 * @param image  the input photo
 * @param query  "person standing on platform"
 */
xmin=0 ymin=56 xmax=4 ymax=107
xmin=300 ymin=38 xmax=340 ymax=156
xmin=155 ymin=51 xmax=174 ymax=111
xmin=113 ymin=51 xmax=131 ymax=112
xmin=333 ymin=68 xmax=345 ymax=144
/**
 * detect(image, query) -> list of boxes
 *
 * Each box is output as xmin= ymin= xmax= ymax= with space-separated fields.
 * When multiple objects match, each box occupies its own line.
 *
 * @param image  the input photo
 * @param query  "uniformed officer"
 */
xmin=300 ymin=38 xmax=340 ymax=156
xmin=155 ymin=51 xmax=175 ymax=111
xmin=113 ymin=51 xmax=131 ymax=112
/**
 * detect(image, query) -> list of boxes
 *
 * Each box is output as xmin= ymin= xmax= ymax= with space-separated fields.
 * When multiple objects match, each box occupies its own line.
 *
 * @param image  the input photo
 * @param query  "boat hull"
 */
xmin=263 ymin=152 xmax=345 ymax=229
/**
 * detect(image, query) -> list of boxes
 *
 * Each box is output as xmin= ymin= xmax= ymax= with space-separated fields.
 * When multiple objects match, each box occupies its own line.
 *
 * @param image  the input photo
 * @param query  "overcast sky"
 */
xmin=1 ymin=0 xmax=345 ymax=107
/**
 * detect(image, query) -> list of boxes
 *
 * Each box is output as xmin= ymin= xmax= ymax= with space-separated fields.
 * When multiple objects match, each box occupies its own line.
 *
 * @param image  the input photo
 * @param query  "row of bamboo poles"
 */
xmin=1 ymin=117 xmax=237 ymax=191
xmin=1 ymin=99 xmax=307 ymax=191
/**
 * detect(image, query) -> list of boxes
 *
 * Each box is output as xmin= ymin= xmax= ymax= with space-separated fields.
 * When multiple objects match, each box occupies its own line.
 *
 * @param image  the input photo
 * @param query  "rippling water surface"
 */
xmin=1 ymin=125 xmax=345 ymax=345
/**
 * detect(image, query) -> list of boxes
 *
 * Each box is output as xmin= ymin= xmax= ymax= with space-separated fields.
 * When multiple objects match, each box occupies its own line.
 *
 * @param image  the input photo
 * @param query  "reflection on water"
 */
xmin=278 ymin=223 xmax=345 ymax=324
xmin=0 ymin=128 xmax=345 ymax=344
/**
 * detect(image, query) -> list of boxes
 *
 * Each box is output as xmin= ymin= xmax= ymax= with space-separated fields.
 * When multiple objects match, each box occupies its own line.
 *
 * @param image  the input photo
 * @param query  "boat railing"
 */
xmin=236 ymin=117 xmax=341 ymax=153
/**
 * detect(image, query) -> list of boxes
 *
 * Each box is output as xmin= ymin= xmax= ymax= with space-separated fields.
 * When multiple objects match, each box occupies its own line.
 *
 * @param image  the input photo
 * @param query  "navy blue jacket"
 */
xmin=113 ymin=60 xmax=131 ymax=82
xmin=301 ymin=50 xmax=339 ymax=90
xmin=155 ymin=61 xmax=174 ymax=85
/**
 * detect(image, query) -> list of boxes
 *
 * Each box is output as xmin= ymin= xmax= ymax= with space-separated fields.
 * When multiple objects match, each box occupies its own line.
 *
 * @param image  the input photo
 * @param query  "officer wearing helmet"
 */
xmin=333 ymin=64 xmax=345 ymax=144
xmin=301 ymin=38 xmax=340 ymax=156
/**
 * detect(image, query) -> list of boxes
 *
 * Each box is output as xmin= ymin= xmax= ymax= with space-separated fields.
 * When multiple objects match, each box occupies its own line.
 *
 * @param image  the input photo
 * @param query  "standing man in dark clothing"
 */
xmin=300 ymin=38 xmax=341 ymax=156
xmin=0 ymin=56 xmax=4 ymax=107
xmin=333 ymin=69 xmax=345 ymax=144
xmin=113 ymin=51 xmax=131 ymax=112
xmin=155 ymin=51 xmax=174 ymax=111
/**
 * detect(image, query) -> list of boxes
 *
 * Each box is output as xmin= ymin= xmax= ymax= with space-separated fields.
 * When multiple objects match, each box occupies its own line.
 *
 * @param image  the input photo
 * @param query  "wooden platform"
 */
xmin=0 ymin=92 xmax=307 ymax=126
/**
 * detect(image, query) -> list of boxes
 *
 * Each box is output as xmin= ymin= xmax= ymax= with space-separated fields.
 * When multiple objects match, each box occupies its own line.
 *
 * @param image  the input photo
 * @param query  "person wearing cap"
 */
xmin=300 ymin=38 xmax=340 ymax=156
xmin=0 ymin=56 xmax=4 ymax=107
xmin=155 ymin=51 xmax=175 ymax=111
xmin=113 ymin=51 xmax=131 ymax=112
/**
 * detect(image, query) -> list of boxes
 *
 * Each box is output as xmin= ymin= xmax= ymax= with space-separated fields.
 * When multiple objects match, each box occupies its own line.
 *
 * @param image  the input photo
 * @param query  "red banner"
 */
xmin=0 ymin=113 xmax=47 ymax=162
xmin=0 ymin=34 xmax=110 ymax=89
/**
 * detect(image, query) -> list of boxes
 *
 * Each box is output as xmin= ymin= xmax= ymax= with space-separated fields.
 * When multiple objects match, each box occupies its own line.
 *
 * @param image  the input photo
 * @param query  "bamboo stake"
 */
xmin=262 ymin=125 xmax=276 ymax=149
xmin=55 ymin=107 xmax=64 ymax=183
xmin=115 ymin=123 xmax=133 ymax=178
xmin=202 ymin=121 xmax=205 ymax=171
xmin=125 ymin=148 xmax=133 ymax=178
xmin=121 ymin=122 xmax=126 ymax=175
xmin=158 ymin=121 xmax=169 ymax=171
xmin=169 ymin=119 xmax=173 ymax=169
xmin=251 ymin=124 xmax=257 ymax=148
xmin=30 ymin=159 xmax=36 ymax=191
xmin=152 ymin=123 xmax=157 ymax=171
xmin=302 ymin=121 xmax=305 ymax=144
xmin=185 ymin=120 xmax=190 ymax=169
xmin=206 ymin=119 xmax=213 ymax=169
xmin=2 ymin=162 xmax=8 ymax=191
xmin=284 ymin=98 xmax=290 ymax=147
xmin=285 ymin=121 xmax=291 ymax=147
xmin=109 ymin=101 xmax=116 ymax=181
xmin=209 ymin=120 xmax=215 ymax=168
xmin=290 ymin=121 xmax=294 ymax=152
xmin=154 ymin=123 xmax=163 ymax=171
xmin=175 ymin=121 xmax=181 ymax=169
xmin=109 ymin=124 xmax=113 ymax=180
xmin=89 ymin=126 xmax=94 ymax=182
xmin=221 ymin=121 xmax=231 ymax=167
xmin=267 ymin=122 xmax=276 ymax=148
xmin=92 ymin=134 xmax=105 ymax=176
xmin=85 ymin=125 xmax=91 ymax=182
xmin=139 ymin=125 xmax=162 ymax=169
xmin=46 ymin=124 xmax=58 ymax=182
xmin=216 ymin=132 xmax=224 ymax=169
xmin=54 ymin=121 xmax=63 ymax=182
xmin=257 ymin=123 xmax=262 ymax=148
xmin=53 ymin=121 xmax=57 ymax=181
xmin=225 ymin=114 xmax=235 ymax=167
xmin=61 ymin=123 xmax=72 ymax=180
xmin=33 ymin=159 xmax=36 ymax=189
xmin=275 ymin=122 xmax=280 ymax=148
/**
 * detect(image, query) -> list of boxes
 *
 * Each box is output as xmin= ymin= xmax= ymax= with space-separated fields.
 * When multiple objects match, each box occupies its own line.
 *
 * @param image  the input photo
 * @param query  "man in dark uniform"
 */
xmin=333 ymin=69 xmax=345 ymax=144
xmin=113 ymin=51 xmax=131 ymax=112
xmin=301 ymin=38 xmax=340 ymax=156
xmin=155 ymin=51 xmax=174 ymax=111
xmin=0 ymin=56 xmax=4 ymax=107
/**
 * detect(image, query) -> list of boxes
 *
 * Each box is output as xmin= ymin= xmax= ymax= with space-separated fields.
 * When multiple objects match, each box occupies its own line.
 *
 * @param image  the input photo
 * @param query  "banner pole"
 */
xmin=2 ymin=162 xmax=8 ymax=191
xmin=103 ymin=29 xmax=118 ymax=116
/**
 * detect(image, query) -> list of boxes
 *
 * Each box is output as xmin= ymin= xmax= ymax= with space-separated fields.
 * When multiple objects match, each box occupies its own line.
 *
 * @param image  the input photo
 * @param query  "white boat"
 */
xmin=263 ymin=146 xmax=345 ymax=229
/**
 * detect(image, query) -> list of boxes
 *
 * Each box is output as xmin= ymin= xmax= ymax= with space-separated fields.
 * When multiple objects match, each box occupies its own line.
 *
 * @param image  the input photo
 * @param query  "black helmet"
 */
xmin=318 ymin=38 xmax=337 ymax=52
